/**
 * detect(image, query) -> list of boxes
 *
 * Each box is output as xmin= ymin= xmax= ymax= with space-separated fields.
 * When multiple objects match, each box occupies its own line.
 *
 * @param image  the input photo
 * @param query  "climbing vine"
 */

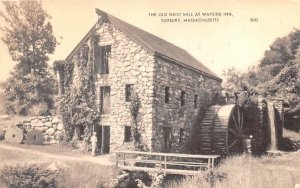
xmin=129 ymin=91 xmax=145 ymax=151
xmin=53 ymin=34 xmax=100 ymax=146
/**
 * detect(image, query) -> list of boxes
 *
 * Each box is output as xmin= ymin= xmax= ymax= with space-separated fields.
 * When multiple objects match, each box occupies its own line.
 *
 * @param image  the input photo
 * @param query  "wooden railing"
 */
xmin=115 ymin=151 xmax=220 ymax=175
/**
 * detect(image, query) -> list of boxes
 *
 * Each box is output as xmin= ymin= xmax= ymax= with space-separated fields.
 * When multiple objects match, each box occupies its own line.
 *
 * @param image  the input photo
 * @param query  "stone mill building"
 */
xmin=62 ymin=9 xmax=222 ymax=154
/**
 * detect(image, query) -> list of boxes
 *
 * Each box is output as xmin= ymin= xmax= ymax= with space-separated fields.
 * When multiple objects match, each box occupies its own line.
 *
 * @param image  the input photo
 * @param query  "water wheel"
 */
xmin=197 ymin=104 xmax=245 ymax=155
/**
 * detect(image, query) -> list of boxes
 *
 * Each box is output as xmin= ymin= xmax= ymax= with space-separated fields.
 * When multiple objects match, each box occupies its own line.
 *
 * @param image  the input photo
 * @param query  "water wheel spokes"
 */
xmin=228 ymin=128 xmax=239 ymax=136
xmin=228 ymin=138 xmax=239 ymax=149
xmin=227 ymin=107 xmax=244 ymax=153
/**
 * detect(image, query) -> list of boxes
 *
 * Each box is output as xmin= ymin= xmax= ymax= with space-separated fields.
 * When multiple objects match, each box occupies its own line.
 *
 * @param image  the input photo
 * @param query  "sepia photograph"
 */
xmin=0 ymin=0 xmax=300 ymax=187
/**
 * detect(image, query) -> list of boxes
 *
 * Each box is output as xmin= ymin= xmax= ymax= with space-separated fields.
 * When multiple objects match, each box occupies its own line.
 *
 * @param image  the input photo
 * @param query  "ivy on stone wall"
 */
xmin=129 ymin=91 xmax=147 ymax=151
xmin=53 ymin=34 xmax=100 ymax=146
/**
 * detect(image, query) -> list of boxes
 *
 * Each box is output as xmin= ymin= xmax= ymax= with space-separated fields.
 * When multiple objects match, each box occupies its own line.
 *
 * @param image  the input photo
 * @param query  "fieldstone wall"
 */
xmin=67 ymin=22 xmax=156 ymax=152
xmin=96 ymin=23 xmax=155 ymax=151
xmin=152 ymin=57 xmax=222 ymax=153
xmin=15 ymin=116 xmax=64 ymax=144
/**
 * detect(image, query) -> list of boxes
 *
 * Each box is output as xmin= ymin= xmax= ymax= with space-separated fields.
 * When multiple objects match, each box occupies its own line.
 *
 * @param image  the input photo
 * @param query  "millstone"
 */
xmin=5 ymin=127 xmax=24 ymax=144
xmin=0 ymin=130 xmax=5 ymax=140
xmin=26 ymin=129 xmax=44 ymax=145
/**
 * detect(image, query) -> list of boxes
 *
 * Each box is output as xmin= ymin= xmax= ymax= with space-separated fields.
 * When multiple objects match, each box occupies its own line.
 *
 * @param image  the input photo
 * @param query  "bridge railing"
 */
xmin=115 ymin=150 xmax=220 ymax=175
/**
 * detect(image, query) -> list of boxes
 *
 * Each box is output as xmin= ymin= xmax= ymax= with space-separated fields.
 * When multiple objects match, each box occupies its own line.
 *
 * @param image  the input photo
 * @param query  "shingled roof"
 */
xmin=67 ymin=9 xmax=221 ymax=81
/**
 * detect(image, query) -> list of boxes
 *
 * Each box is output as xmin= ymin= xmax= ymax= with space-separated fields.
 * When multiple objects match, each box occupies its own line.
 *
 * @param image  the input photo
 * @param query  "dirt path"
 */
xmin=0 ymin=143 xmax=114 ymax=166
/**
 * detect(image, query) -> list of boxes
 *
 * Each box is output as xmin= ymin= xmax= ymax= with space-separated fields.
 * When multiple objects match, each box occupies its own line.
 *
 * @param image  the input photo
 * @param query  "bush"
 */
xmin=0 ymin=164 xmax=58 ymax=188
xmin=27 ymin=103 xmax=51 ymax=116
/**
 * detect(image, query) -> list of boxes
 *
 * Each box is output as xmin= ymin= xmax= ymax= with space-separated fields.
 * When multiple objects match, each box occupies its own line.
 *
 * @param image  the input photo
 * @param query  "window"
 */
xmin=194 ymin=94 xmax=198 ymax=109
xmin=100 ymin=45 xmax=110 ymax=74
xmin=165 ymin=86 xmax=170 ymax=104
xmin=163 ymin=127 xmax=172 ymax=152
xmin=180 ymin=91 xmax=185 ymax=106
xmin=124 ymin=126 xmax=132 ymax=142
xmin=125 ymin=84 xmax=134 ymax=102
xmin=100 ymin=86 xmax=110 ymax=114
xmin=179 ymin=128 xmax=185 ymax=143
xmin=94 ymin=45 xmax=111 ymax=75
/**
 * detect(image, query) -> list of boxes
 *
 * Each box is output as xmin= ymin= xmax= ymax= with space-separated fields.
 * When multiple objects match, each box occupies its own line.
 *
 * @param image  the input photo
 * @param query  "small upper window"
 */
xmin=125 ymin=84 xmax=134 ymax=102
xmin=179 ymin=128 xmax=185 ymax=143
xmin=180 ymin=91 xmax=185 ymax=106
xmin=165 ymin=86 xmax=170 ymax=104
xmin=124 ymin=126 xmax=132 ymax=142
xmin=94 ymin=45 xmax=111 ymax=75
xmin=194 ymin=94 xmax=198 ymax=109
xmin=100 ymin=45 xmax=111 ymax=75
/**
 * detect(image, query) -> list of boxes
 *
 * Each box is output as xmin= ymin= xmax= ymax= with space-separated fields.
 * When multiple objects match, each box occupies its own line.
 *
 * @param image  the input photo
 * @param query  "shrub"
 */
xmin=0 ymin=164 xmax=58 ymax=188
xmin=27 ymin=103 xmax=51 ymax=116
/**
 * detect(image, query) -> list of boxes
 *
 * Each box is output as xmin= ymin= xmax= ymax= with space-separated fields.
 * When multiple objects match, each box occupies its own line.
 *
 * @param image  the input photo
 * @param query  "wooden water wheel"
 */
xmin=197 ymin=104 xmax=245 ymax=155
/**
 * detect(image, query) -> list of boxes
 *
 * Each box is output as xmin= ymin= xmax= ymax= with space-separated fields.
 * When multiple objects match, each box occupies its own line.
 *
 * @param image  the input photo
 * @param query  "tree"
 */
xmin=0 ymin=1 xmax=57 ymax=115
xmin=222 ymin=67 xmax=246 ymax=93
xmin=222 ymin=30 xmax=300 ymax=114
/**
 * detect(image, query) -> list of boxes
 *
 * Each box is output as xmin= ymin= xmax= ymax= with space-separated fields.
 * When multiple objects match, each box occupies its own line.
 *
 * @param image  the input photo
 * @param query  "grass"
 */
xmin=0 ymin=145 xmax=117 ymax=188
xmin=168 ymin=128 xmax=300 ymax=188
xmin=2 ymin=141 xmax=92 ymax=157
xmin=168 ymin=153 xmax=300 ymax=188
xmin=58 ymin=162 xmax=116 ymax=188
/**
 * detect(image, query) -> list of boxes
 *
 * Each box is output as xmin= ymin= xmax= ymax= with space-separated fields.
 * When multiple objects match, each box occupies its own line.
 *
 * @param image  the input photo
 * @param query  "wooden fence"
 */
xmin=115 ymin=151 xmax=220 ymax=175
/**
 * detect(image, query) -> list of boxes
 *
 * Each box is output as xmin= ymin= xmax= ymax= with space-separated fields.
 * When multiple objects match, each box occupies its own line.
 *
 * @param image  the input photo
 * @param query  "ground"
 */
xmin=0 ymin=141 xmax=117 ymax=188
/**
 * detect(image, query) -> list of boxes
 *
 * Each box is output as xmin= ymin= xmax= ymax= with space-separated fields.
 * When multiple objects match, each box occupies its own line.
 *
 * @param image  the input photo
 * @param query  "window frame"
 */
xmin=179 ymin=128 xmax=185 ymax=143
xmin=124 ymin=126 xmax=132 ymax=142
xmin=165 ymin=86 xmax=170 ymax=104
xmin=194 ymin=94 xmax=198 ymax=109
xmin=180 ymin=90 xmax=186 ymax=106
xmin=100 ymin=86 xmax=111 ymax=114
xmin=100 ymin=45 xmax=111 ymax=75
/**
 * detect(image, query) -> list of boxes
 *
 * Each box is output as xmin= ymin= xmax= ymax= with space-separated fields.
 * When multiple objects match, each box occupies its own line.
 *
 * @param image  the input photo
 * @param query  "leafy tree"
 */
xmin=222 ymin=67 xmax=243 ymax=93
xmin=0 ymin=1 xmax=57 ymax=115
xmin=223 ymin=29 xmax=300 ymax=115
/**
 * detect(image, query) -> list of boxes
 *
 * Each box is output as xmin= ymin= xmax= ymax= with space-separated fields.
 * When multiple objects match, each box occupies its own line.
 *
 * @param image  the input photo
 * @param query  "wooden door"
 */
xmin=95 ymin=125 xmax=110 ymax=154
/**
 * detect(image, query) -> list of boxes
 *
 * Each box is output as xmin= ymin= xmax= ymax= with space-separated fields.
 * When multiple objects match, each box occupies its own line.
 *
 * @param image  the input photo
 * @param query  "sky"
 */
xmin=0 ymin=0 xmax=299 ymax=81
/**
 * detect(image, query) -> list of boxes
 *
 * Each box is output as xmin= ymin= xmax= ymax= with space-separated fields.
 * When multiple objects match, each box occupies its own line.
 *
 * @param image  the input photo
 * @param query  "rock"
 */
xmin=54 ymin=130 xmax=63 ymax=138
xmin=32 ymin=121 xmax=43 ymax=127
xmin=0 ymin=115 xmax=10 ymax=120
xmin=57 ymin=123 xmax=64 ymax=131
xmin=51 ymin=116 xmax=60 ymax=124
xmin=14 ymin=122 xmax=23 ymax=127
xmin=41 ymin=119 xmax=48 ymax=123
xmin=50 ymin=140 xmax=57 ymax=144
xmin=34 ymin=126 xmax=48 ymax=133
xmin=23 ymin=123 xmax=31 ymax=127
xmin=22 ymin=119 xmax=31 ymax=123
xmin=46 ymin=128 xmax=55 ymax=136
xmin=44 ymin=122 xmax=52 ymax=128
xmin=38 ymin=116 xmax=44 ymax=120
xmin=44 ymin=135 xmax=50 ymax=141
